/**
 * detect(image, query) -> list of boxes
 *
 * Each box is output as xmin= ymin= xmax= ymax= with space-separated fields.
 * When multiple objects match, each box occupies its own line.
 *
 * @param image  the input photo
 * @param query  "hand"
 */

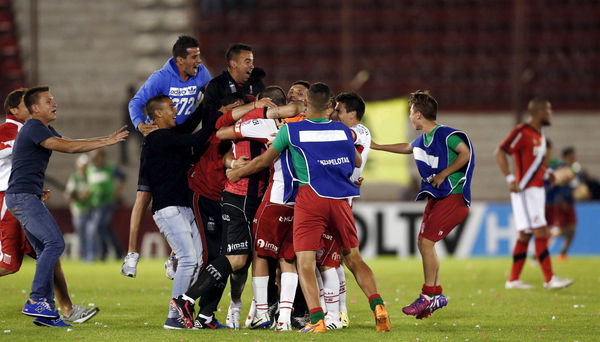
xmin=137 ymin=122 xmax=157 ymax=137
xmin=226 ymin=168 xmax=241 ymax=182
xmin=508 ymin=181 xmax=520 ymax=193
xmin=354 ymin=177 xmax=364 ymax=187
xmin=370 ymin=140 xmax=380 ymax=150
xmin=219 ymin=100 xmax=243 ymax=113
xmin=431 ymin=173 xmax=447 ymax=188
xmin=41 ymin=189 xmax=51 ymax=201
xmin=231 ymin=156 xmax=250 ymax=169
xmin=254 ymin=97 xmax=276 ymax=109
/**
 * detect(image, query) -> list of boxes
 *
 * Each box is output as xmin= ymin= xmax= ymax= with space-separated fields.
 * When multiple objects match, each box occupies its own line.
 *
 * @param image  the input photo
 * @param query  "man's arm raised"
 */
xmin=41 ymin=126 xmax=129 ymax=153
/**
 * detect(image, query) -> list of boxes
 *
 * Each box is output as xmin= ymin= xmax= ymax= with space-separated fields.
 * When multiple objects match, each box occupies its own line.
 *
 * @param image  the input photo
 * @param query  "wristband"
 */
xmin=505 ymin=174 xmax=515 ymax=183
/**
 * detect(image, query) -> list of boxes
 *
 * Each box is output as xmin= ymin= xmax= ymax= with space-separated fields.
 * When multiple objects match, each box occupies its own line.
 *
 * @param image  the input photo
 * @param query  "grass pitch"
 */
xmin=1 ymin=257 xmax=598 ymax=341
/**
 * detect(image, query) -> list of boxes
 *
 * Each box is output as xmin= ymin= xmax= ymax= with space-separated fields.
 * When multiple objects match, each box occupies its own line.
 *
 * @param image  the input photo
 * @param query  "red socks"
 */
xmin=535 ymin=237 xmax=554 ymax=282
xmin=509 ymin=240 xmax=529 ymax=281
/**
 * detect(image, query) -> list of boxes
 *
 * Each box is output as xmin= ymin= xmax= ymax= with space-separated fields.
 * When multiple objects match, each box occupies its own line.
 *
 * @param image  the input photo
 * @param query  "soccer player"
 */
xmin=1 ymin=89 xmax=100 ymax=327
xmin=223 ymin=83 xmax=391 ymax=333
xmin=5 ymin=86 xmax=127 ymax=327
xmin=186 ymin=43 xmax=265 ymax=328
xmin=122 ymin=35 xmax=211 ymax=277
xmin=372 ymin=91 xmax=474 ymax=319
xmin=140 ymin=95 xmax=216 ymax=329
xmin=216 ymin=86 xmax=306 ymax=331
xmin=495 ymin=98 xmax=573 ymax=289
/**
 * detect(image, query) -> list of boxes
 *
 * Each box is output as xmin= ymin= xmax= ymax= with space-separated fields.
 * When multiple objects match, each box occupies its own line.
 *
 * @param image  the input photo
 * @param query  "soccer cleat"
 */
xmin=275 ymin=320 xmax=293 ymax=331
xmin=249 ymin=311 xmax=273 ymax=329
xmin=325 ymin=315 xmax=343 ymax=330
xmin=163 ymin=317 xmax=191 ymax=330
xmin=244 ymin=299 xmax=257 ymax=328
xmin=556 ymin=254 xmax=568 ymax=263
xmin=505 ymin=279 xmax=534 ymax=289
xmin=121 ymin=252 xmax=139 ymax=278
xmin=22 ymin=299 xmax=59 ymax=319
xmin=416 ymin=294 xmax=448 ymax=319
xmin=340 ymin=311 xmax=349 ymax=328
xmin=543 ymin=275 xmax=574 ymax=289
xmin=402 ymin=294 xmax=431 ymax=316
xmin=165 ymin=253 xmax=178 ymax=280
xmin=374 ymin=304 xmax=391 ymax=332
xmin=226 ymin=303 xmax=241 ymax=329
xmin=291 ymin=314 xmax=309 ymax=329
xmin=298 ymin=319 xmax=326 ymax=333
xmin=170 ymin=296 xmax=195 ymax=328
xmin=33 ymin=317 xmax=72 ymax=327
xmin=194 ymin=315 xmax=227 ymax=329
xmin=62 ymin=305 xmax=100 ymax=323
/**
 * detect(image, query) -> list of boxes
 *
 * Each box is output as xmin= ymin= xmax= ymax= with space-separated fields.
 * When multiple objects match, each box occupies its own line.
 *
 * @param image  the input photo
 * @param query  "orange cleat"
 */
xmin=298 ymin=319 xmax=326 ymax=333
xmin=374 ymin=304 xmax=391 ymax=332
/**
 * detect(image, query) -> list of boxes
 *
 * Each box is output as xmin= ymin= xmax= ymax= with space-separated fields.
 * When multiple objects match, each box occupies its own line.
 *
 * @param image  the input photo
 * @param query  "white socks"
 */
xmin=336 ymin=266 xmax=347 ymax=314
xmin=278 ymin=272 xmax=298 ymax=323
xmin=321 ymin=268 xmax=340 ymax=321
xmin=252 ymin=276 xmax=269 ymax=315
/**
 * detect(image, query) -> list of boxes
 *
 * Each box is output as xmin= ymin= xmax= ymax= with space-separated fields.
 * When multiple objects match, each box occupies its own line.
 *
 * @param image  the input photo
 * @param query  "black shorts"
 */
xmin=220 ymin=191 xmax=261 ymax=255
xmin=192 ymin=193 xmax=223 ymax=262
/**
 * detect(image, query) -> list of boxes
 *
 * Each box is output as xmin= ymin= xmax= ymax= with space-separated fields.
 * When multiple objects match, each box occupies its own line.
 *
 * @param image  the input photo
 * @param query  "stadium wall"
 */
xmin=52 ymin=201 xmax=600 ymax=260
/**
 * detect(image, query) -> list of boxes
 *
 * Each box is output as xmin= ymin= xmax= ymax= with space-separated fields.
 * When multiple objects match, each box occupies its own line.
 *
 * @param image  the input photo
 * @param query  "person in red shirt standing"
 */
xmin=495 ymin=98 xmax=573 ymax=290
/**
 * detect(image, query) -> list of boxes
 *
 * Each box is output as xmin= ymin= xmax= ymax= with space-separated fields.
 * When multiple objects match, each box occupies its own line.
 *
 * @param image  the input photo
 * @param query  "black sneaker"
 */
xmin=170 ymin=296 xmax=195 ymax=328
xmin=194 ymin=315 xmax=227 ymax=329
xmin=291 ymin=314 xmax=310 ymax=329
xmin=163 ymin=317 xmax=191 ymax=330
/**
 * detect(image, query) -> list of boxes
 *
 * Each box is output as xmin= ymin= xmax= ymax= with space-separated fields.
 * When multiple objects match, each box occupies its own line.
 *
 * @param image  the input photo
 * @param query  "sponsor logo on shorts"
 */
xmin=257 ymin=239 xmax=278 ymax=253
xmin=438 ymin=231 xmax=444 ymax=236
xmin=278 ymin=216 xmax=293 ymax=223
xmin=222 ymin=214 xmax=231 ymax=222
xmin=331 ymin=252 xmax=342 ymax=261
xmin=227 ymin=241 xmax=248 ymax=253
xmin=322 ymin=233 xmax=333 ymax=240
xmin=2 ymin=253 xmax=11 ymax=265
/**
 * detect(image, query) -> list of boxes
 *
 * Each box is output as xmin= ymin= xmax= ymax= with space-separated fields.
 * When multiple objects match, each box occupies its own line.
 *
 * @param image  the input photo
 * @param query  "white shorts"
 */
xmin=510 ymin=186 xmax=547 ymax=232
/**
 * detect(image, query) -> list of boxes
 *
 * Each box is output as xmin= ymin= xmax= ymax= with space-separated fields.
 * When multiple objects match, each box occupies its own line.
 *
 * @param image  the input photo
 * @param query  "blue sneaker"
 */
xmin=22 ymin=299 xmax=59 ymax=318
xmin=163 ymin=317 xmax=191 ymax=330
xmin=33 ymin=317 xmax=72 ymax=327
xmin=194 ymin=315 xmax=227 ymax=329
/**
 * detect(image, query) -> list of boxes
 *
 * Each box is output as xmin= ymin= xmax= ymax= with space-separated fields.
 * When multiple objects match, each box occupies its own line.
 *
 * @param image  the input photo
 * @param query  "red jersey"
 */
xmin=499 ymin=123 xmax=547 ymax=189
xmin=0 ymin=115 xmax=24 ymax=191
xmin=223 ymin=108 xmax=269 ymax=197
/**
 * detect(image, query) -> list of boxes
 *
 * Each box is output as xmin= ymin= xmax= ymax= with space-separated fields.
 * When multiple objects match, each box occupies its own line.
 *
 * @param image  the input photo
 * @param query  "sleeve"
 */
xmin=128 ymin=72 xmax=163 ymax=129
xmin=243 ymin=107 xmax=268 ymax=120
xmin=237 ymin=119 xmax=276 ymax=142
xmin=271 ymin=124 xmax=289 ymax=153
xmin=215 ymin=110 xmax=235 ymax=129
xmin=447 ymin=134 xmax=465 ymax=152
xmin=499 ymin=126 xmax=523 ymax=154
xmin=30 ymin=121 xmax=57 ymax=145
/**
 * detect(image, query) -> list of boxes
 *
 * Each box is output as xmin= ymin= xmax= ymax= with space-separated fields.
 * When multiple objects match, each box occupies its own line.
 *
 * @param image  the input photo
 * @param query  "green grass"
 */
xmin=1 ymin=257 xmax=598 ymax=341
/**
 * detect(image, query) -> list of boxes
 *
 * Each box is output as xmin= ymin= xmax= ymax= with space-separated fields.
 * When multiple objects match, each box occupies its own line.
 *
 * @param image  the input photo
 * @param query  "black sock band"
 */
xmin=186 ymin=255 xmax=232 ymax=300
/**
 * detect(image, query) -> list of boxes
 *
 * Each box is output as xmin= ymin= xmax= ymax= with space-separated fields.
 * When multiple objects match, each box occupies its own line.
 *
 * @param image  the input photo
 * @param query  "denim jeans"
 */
xmin=6 ymin=193 xmax=65 ymax=308
xmin=88 ymin=203 xmax=123 ymax=261
xmin=153 ymin=206 xmax=203 ymax=318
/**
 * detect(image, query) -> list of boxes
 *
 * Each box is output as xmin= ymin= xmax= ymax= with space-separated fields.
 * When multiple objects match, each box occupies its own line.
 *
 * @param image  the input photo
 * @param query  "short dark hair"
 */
xmin=172 ymin=35 xmax=199 ymax=59
xmin=292 ymin=80 xmax=310 ymax=90
xmin=408 ymin=90 xmax=437 ymax=121
xmin=4 ymin=88 xmax=27 ymax=114
xmin=562 ymin=146 xmax=575 ymax=158
xmin=259 ymin=86 xmax=286 ymax=107
xmin=226 ymin=43 xmax=252 ymax=63
xmin=145 ymin=95 xmax=170 ymax=120
xmin=308 ymin=82 xmax=333 ymax=112
xmin=24 ymin=86 xmax=50 ymax=113
xmin=336 ymin=92 xmax=366 ymax=121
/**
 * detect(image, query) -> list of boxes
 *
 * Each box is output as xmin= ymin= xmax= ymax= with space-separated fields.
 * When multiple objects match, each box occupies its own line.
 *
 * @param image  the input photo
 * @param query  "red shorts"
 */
xmin=316 ymin=231 xmax=342 ymax=268
xmin=0 ymin=192 xmax=36 ymax=272
xmin=553 ymin=203 xmax=577 ymax=227
xmin=419 ymin=194 xmax=469 ymax=242
xmin=252 ymin=190 xmax=295 ymax=261
xmin=293 ymin=186 xmax=358 ymax=253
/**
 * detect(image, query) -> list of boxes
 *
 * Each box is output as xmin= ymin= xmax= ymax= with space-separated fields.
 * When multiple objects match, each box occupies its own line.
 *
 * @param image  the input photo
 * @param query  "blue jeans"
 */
xmin=153 ymin=206 xmax=203 ymax=318
xmin=6 ymin=193 xmax=65 ymax=308
xmin=88 ymin=203 xmax=122 ymax=261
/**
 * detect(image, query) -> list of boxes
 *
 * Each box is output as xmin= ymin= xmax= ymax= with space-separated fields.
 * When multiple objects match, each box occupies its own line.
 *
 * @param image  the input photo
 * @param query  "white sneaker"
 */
xmin=62 ymin=305 xmax=100 ymax=323
xmin=244 ymin=299 xmax=256 ymax=328
xmin=226 ymin=303 xmax=241 ymax=329
xmin=164 ymin=253 xmax=177 ymax=280
xmin=544 ymin=275 xmax=574 ymax=289
xmin=121 ymin=252 xmax=139 ymax=278
xmin=248 ymin=311 xmax=272 ymax=329
xmin=340 ymin=311 xmax=349 ymax=328
xmin=274 ymin=320 xmax=292 ymax=331
xmin=505 ymin=279 xmax=534 ymax=289
xmin=325 ymin=315 xmax=343 ymax=330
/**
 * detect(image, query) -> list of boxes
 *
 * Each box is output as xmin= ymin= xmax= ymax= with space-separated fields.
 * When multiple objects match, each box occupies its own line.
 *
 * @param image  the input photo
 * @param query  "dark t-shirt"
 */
xmin=141 ymin=120 xmax=215 ymax=213
xmin=7 ymin=118 xmax=61 ymax=195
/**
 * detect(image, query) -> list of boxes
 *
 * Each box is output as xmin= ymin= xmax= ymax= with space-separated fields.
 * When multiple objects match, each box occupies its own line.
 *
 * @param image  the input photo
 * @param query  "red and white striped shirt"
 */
xmin=499 ymin=123 xmax=547 ymax=189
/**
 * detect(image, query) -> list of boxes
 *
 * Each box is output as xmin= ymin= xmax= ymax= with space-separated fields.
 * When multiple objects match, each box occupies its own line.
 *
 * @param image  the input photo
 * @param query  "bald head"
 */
xmin=527 ymin=97 xmax=552 ymax=126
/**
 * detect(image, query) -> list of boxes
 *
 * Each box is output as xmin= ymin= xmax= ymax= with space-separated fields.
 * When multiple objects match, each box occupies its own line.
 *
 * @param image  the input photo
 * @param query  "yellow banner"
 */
xmin=361 ymin=97 xmax=411 ymax=185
